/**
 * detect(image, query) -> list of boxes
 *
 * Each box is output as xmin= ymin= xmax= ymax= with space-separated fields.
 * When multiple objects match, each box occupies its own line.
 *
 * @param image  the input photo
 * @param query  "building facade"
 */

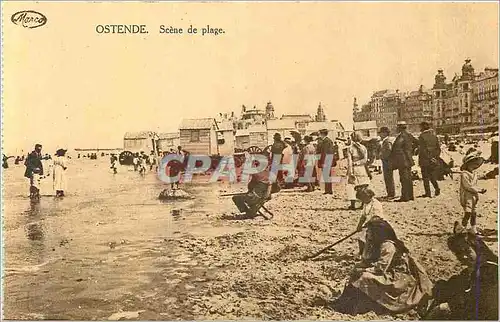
xmin=432 ymin=59 xmax=497 ymax=135
xmin=433 ymin=59 xmax=475 ymax=134
xmin=400 ymin=85 xmax=433 ymax=134
xmin=353 ymin=90 xmax=402 ymax=133
xmin=469 ymin=67 xmax=499 ymax=133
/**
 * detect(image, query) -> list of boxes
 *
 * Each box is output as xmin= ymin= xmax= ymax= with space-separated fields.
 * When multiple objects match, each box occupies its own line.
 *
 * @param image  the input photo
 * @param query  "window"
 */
xmin=190 ymin=130 xmax=200 ymax=142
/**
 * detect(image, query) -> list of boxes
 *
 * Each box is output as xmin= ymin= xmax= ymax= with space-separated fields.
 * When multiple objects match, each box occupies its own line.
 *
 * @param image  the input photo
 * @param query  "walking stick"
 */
xmin=220 ymin=192 xmax=246 ymax=197
xmin=301 ymin=230 xmax=359 ymax=261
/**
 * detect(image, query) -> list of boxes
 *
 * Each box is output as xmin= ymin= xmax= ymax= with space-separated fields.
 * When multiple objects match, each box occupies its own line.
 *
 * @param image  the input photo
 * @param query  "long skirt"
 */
xmin=53 ymin=166 xmax=67 ymax=191
xmin=351 ymin=255 xmax=433 ymax=313
xmin=347 ymin=165 xmax=371 ymax=200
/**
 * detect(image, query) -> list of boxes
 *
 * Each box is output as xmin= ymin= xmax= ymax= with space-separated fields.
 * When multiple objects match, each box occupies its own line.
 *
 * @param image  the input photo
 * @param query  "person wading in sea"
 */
xmin=24 ymin=144 xmax=44 ymax=198
xmin=53 ymin=149 xmax=68 ymax=197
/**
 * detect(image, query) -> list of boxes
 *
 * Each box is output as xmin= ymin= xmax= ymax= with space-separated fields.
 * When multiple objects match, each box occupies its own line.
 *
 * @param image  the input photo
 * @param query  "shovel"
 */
xmin=301 ymin=230 xmax=358 ymax=261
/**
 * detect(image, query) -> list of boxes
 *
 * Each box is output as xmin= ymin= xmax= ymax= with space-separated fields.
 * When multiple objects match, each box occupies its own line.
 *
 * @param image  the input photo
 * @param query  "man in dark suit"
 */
xmin=389 ymin=121 xmax=417 ymax=202
xmin=418 ymin=122 xmax=441 ymax=197
xmin=316 ymin=129 xmax=335 ymax=194
xmin=24 ymin=144 xmax=44 ymax=178
xmin=270 ymin=133 xmax=286 ymax=193
xmin=378 ymin=127 xmax=395 ymax=199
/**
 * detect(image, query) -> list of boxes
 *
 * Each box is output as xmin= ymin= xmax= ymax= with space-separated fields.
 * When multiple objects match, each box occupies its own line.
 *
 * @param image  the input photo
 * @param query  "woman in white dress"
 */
xmin=53 ymin=149 xmax=68 ymax=197
xmin=346 ymin=132 xmax=371 ymax=210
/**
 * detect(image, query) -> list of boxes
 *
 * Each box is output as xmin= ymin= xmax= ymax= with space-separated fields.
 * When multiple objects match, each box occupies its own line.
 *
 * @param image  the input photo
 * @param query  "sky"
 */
xmin=1 ymin=2 xmax=499 ymax=154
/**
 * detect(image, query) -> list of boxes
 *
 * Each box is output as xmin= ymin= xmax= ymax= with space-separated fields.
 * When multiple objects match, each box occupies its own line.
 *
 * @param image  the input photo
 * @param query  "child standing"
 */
xmin=110 ymin=154 xmax=118 ymax=174
xmin=459 ymin=153 xmax=487 ymax=234
xmin=30 ymin=167 xmax=42 ymax=201
xmin=355 ymin=188 xmax=384 ymax=256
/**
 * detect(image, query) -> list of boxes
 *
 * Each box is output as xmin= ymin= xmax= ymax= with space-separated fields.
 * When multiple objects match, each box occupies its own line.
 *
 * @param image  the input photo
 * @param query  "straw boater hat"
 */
xmin=397 ymin=121 xmax=407 ymax=126
xmin=319 ymin=128 xmax=328 ymax=135
xmin=460 ymin=153 xmax=484 ymax=170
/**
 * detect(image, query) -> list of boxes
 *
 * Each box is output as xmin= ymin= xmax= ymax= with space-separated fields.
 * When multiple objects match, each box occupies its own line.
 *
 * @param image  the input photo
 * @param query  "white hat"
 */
xmin=397 ymin=121 xmax=407 ymax=126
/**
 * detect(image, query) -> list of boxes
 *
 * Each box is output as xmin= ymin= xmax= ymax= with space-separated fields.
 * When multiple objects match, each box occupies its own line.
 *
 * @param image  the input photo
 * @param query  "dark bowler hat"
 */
xmin=273 ymin=133 xmax=281 ymax=138
xmin=379 ymin=126 xmax=390 ymax=134
xmin=319 ymin=129 xmax=328 ymax=135
xmin=420 ymin=121 xmax=431 ymax=129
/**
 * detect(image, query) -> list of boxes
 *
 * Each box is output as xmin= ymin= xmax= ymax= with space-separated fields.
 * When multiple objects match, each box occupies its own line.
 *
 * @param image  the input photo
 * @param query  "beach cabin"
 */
xmin=354 ymin=121 xmax=378 ymax=139
xmin=123 ymin=131 xmax=155 ymax=152
xmin=235 ymin=125 xmax=268 ymax=151
xmin=157 ymin=132 xmax=180 ymax=152
xmin=248 ymin=125 xmax=268 ymax=148
xmin=235 ymin=129 xmax=250 ymax=150
xmin=216 ymin=121 xmax=236 ymax=156
xmin=306 ymin=121 xmax=344 ymax=141
xmin=266 ymin=119 xmax=296 ymax=145
xmin=179 ymin=118 xmax=235 ymax=156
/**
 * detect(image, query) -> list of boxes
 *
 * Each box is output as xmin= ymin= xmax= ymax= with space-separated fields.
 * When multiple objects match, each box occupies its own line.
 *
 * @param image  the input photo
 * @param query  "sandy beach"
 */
xmin=2 ymin=146 xmax=498 ymax=320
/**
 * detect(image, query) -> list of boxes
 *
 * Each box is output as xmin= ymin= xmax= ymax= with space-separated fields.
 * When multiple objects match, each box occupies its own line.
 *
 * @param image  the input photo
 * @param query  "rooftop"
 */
xmin=157 ymin=132 xmax=179 ymax=140
xmin=354 ymin=120 xmax=378 ymax=130
xmin=215 ymin=121 xmax=234 ymax=132
xmin=247 ymin=124 xmax=267 ymax=133
xmin=124 ymin=131 xmax=153 ymax=139
xmin=266 ymin=119 xmax=296 ymax=130
xmin=235 ymin=129 xmax=250 ymax=137
xmin=179 ymin=118 xmax=215 ymax=130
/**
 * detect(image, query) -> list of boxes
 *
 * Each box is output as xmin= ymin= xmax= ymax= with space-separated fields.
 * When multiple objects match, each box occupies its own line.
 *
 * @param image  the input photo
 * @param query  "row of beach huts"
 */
xmin=123 ymin=117 xmax=353 ymax=156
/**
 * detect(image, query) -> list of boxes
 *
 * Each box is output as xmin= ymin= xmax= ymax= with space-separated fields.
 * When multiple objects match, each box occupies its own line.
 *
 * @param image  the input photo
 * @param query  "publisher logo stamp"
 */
xmin=11 ymin=11 xmax=47 ymax=29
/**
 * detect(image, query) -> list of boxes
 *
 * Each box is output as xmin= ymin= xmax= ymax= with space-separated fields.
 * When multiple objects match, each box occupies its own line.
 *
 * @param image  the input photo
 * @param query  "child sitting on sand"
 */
xmin=355 ymin=188 xmax=384 ymax=257
xmin=458 ymin=153 xmax=487 ymax=235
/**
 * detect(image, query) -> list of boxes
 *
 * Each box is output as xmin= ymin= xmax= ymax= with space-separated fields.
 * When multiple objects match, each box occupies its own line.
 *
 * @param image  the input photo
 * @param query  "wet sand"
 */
xmin=2 ymin=151 xmax=498 ymax=320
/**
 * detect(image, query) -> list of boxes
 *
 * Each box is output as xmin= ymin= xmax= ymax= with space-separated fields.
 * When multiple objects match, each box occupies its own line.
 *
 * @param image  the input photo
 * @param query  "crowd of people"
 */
xmin=227 ymin=121 xmax=498 ymax=319
xmin=5 ymin=122 xmax=498 ymax=319
xmin=7 ymin=142 xmax=190 ymax=202
xmin=21 ymin=144 xmax=69 ymax=201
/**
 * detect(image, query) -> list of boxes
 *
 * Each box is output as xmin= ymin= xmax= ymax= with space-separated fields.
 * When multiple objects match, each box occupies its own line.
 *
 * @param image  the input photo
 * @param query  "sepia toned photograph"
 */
xmin=1 ymin=1 xmax=499 ymax=320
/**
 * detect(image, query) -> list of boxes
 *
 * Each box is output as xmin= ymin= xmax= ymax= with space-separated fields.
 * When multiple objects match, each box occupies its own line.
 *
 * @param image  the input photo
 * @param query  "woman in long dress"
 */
xmin=53 ymin=149 xmax=68 ymax=197
xmin=332 ymin=217 xmax=433 ymax=315
xmin=346 ymin=132 xmax=371 ymax=210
